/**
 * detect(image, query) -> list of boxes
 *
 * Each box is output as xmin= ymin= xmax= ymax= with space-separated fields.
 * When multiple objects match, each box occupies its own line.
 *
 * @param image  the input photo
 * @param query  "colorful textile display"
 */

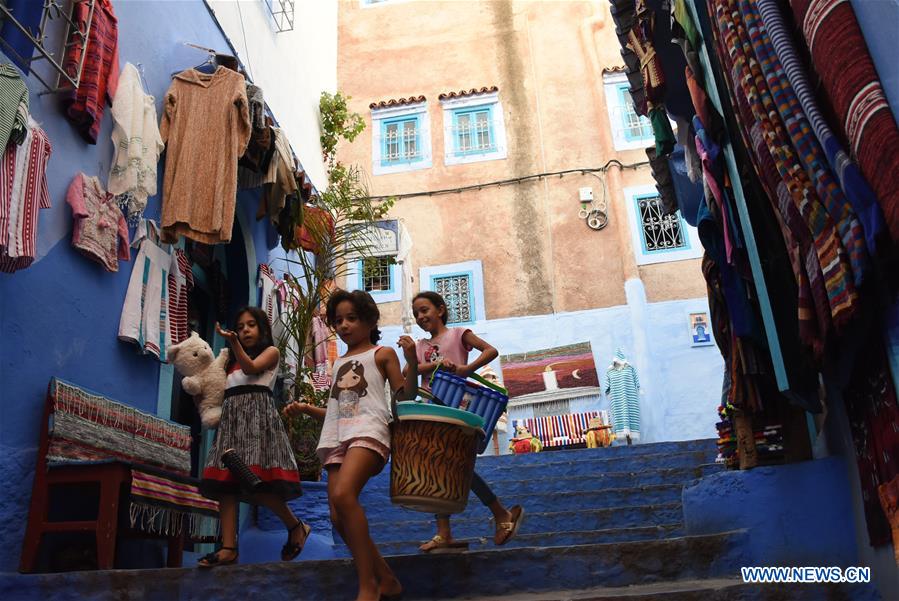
xmin=47 ymin=378 xmax=191 ymax=475
xmin=789 ymin=0 xmax=899 ymax=245
xmin=0 ymin=63 xmax=29 ymax=149
xmin=0 ymin=116 xmax=51 ymax=273
xmin=108 ymin=63 xmax=164 ymax=224
xmin=46 ymin=378 xmax=218 ymax=539
xmin=516 ymin=410 xmax=601 ymax=449
xmin=844 ymin=340 xmax=899 ymax=547
xmin=61 ymin=0 xmax=119 ymax=144
xmin=160 ymin=67 xmax=251 ymax=244
xmin=129 ymin=467 xmax=219 ymax=540
xmin=167 ymin=249 xmax=193 ymax=345
xmin=118 ymin=220 xmax=174 ymax=361
xmin=710 ymin=0 xmax=859 ymax=334
xmin=757 ymin=0 xmax=889 ymax=261
xmin=65 ymin=173 xmax=130 ymax=272
xmin=605 ymin=349 xmax=641 ymax=441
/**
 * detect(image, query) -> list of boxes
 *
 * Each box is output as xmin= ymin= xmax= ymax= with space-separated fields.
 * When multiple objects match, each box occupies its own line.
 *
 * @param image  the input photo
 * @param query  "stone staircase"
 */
xmin=1 ymin=439 xmax=880 ymax=600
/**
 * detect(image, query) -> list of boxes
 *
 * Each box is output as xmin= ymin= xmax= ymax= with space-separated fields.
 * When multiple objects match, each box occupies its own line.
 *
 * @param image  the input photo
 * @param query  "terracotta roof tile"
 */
xmin=369 ymin=95 xmax=427 ymax=109
xmin=601 ymin=65 xmax=627 ymax=75
xmin=438 ymin=86 xmax=499 ymax=100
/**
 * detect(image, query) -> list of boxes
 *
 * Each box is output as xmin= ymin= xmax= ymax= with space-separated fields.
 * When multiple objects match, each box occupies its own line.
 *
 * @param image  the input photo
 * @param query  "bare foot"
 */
xmin=379 ymin=574 xmax=403 ymax=598
xmin=356 ymin=578 xmax=380 ymax=601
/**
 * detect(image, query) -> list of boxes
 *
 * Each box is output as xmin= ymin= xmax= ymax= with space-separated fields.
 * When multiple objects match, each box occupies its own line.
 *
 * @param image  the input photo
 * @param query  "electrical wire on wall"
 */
xmin=366 ymin=159 xmax=648 ymax=202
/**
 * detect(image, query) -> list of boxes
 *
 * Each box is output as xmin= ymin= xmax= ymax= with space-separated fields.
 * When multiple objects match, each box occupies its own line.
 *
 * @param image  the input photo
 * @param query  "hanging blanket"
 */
xmin=789 ymin=0 xmax=899 ymax=246
xmin=757 ymin=0 xmax=889 ymax=262
xmin=710 ymin=0 xmax=858 ymax=334
xmin=130 ymin=467 xmax=219 ymax=540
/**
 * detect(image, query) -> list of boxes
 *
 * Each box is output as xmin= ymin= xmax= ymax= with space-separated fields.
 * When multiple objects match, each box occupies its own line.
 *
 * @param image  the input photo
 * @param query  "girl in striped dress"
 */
xmin=197 ymin=306 xmax=308 ymax=567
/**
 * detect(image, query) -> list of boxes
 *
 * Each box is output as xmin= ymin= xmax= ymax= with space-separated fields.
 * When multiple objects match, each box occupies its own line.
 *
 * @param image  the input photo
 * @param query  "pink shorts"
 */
xmin=322 ymin=437 xmax=390 ymax=470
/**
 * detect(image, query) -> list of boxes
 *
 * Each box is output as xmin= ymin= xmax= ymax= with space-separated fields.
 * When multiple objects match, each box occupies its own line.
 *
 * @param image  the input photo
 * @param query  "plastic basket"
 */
xmin=426 ymin=370 xmax=508 ymax=453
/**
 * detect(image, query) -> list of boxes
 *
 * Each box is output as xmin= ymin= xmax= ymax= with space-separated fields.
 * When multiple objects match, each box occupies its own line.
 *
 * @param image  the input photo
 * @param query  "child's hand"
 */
xmin=440 ymin=359 xmax=458 ymax=373
xmin=455 ymin=364 xmax=474 ymax=378
xmin=283 ymin=402 xmax=309 ymax=417
xmin=397 ymin=335 xmax=418 ymax=365
xmin=215 ymin=322 xmax=238 ymax=344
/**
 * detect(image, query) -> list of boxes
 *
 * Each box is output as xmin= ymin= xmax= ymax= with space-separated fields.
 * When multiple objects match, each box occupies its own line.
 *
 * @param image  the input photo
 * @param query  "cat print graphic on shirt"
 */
xmin=331 ymin=359 xmax=369 ymax=419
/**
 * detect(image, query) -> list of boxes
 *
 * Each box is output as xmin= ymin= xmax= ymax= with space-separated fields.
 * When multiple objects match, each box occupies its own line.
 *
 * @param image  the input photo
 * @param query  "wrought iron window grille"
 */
xmin=0 ymin=0 xmax=96 ymax=95
xmin=434 ymin=275 xmax=472 ymax=324
xmin=638 ymin=196 xmax=686 ymax=252
xmin=263 ymin=0 xmax=294 ymax=33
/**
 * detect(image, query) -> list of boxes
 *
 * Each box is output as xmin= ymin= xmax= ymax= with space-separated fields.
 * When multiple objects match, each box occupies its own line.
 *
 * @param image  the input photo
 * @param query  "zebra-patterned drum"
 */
xmin=390 ymin=402 xmax=485 ymax=514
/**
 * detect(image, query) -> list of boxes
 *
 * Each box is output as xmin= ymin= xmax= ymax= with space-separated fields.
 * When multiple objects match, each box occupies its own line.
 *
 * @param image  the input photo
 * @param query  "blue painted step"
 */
xmin=362 ymin=483 xmax=685 ymax=522
xmin=476 ymin=438 xmax=718 ymax=465
xmin=448 ymin=450 xmax=719 ymax=479
xmin=332 ymin=523 xmax=685 ymax=557
xmin=0 ymin=531 xmax=751 ymax=601
xmin=362 ymin=464 xmax=724 ymax=495
xmin=360 ymin=503 xmax=685 ymax=541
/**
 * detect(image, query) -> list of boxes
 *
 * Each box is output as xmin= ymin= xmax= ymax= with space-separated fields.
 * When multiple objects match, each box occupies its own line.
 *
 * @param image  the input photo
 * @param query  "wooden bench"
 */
xmin=19 ymin=378 xmax=218 ymax=572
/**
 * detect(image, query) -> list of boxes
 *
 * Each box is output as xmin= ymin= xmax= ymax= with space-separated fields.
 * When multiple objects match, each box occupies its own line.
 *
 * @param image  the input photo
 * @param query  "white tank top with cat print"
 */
xmin=316 ymin=346 xmax=391 ymax=461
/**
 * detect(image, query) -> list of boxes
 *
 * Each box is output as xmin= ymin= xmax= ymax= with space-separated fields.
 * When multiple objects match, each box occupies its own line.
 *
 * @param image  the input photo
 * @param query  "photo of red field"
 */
xmin=499 ymin=342 xmax=599 ymax=398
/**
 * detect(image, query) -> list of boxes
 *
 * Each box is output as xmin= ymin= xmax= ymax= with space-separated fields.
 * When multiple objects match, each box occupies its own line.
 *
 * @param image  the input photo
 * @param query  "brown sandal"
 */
xmin=418 ymin=534 xmax=469 ymax=553
xmin=197 ymin=546 xmax=238 ymax=568
xmin=494 ymin=505 xmax=525 ymax=545
xmin=281 ymin=520 xmax=311 ymax=561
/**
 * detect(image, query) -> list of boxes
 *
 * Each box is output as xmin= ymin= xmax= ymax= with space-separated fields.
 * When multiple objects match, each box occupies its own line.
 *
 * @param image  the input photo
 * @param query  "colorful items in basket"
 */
xmin=425 ymin=368 xmax=509 ymax=454
xmin=390 ymin=401 xmax=485 ymax=514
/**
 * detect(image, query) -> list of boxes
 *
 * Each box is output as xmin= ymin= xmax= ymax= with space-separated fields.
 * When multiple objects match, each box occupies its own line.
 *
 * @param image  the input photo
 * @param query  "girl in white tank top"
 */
xmin=285 ymin=290 xmax=418 ymax=601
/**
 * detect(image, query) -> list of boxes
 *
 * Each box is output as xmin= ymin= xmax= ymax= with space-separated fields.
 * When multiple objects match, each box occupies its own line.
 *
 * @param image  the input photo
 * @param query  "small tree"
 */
xmin=278 ymin=91 xmax=393 ymax=479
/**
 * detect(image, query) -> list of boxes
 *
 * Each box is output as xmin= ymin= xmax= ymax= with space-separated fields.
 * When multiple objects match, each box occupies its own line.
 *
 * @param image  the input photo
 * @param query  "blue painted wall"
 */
xmin=683 ymin=458 xmax=860 ymax=568
xmin=851 ymin=0 xmax=899 ymax=124
xmin=378 ymin=287 xmax=724 ymax=451
xmin=0 ymin=1 xmax=278 ymax=573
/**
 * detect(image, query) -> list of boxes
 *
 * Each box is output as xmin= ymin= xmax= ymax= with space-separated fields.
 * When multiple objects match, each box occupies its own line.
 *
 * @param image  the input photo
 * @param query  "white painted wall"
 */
xmin=375 ymin=293 xmax=725 ymax=448
xmin=206 ymin=0 xmax=337 ymax=189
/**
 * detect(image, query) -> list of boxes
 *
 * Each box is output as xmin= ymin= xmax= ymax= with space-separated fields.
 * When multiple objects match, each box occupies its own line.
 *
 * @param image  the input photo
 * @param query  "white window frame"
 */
xmin=346 ymin=255 xmax=401 ymax=304
xmin=371 ymin=101 xmax=432 ymax=176
xmin=623 ymin=184 xmax=703 ymax=265
xmin=419 ymin=260 xmax=486 ymax=326
xmin=441 ymin=91 xmax=508 ymax=166
xmin=603 ymin=72 xmax=655 ymax=151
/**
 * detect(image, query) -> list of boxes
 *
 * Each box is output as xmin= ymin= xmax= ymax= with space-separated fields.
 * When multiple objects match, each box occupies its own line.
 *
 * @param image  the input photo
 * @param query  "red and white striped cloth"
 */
xmin=167 ymin=249 xmax=193 ymax=345
xmin=0 ymin=117 xmax=52 ymax=273
xmin=518 ymin=411 xmax=604 ymax=448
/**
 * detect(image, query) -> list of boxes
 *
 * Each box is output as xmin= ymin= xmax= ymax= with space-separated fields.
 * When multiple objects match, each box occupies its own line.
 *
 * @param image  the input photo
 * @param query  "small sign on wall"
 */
xmin=689 ymin=312 xmax=714 ymax=347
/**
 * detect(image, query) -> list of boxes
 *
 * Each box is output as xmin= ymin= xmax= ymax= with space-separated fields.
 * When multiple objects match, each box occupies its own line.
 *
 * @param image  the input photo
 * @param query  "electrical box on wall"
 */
xmin=579 ymin=187 xmax=593 ymax=202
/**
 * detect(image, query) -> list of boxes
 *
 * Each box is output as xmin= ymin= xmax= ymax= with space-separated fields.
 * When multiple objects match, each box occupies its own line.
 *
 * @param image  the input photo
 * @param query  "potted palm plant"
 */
xmin=276 ymin=91 xmax=394 ymax=480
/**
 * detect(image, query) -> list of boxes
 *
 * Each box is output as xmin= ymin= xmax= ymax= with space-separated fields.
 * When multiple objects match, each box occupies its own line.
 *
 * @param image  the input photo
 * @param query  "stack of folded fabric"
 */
xmin=754 ymin=422 xmax=785 ymax=465
xmin=715 ymin=403 xmax=738 ymax=468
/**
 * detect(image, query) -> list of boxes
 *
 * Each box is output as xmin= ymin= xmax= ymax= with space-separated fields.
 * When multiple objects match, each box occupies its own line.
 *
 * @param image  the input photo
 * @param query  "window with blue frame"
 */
xmin=359 ymin=255 xmax=395 ymax=293
xmin=451 ymin=105 xmax=494 ymax=155
xmin=635 ymin=193 xmax=688 ymax=253
xmin=616 ymin=84 xmax=653 ymax=142
xmin=432 ymin=273 xmax=473 ymax=324
xmin=380 ymin=116 xmax=420 ymax=166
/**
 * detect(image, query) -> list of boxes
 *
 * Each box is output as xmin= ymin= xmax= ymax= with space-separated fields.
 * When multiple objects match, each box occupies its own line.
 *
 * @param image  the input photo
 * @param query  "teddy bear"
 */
xmin=166 ymin=332 xmax=229 ymax=429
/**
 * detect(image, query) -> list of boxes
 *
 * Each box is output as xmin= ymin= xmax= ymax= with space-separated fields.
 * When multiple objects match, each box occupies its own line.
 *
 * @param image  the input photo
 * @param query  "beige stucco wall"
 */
xmin=337 ymin=0 xmax=706 ymax=324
